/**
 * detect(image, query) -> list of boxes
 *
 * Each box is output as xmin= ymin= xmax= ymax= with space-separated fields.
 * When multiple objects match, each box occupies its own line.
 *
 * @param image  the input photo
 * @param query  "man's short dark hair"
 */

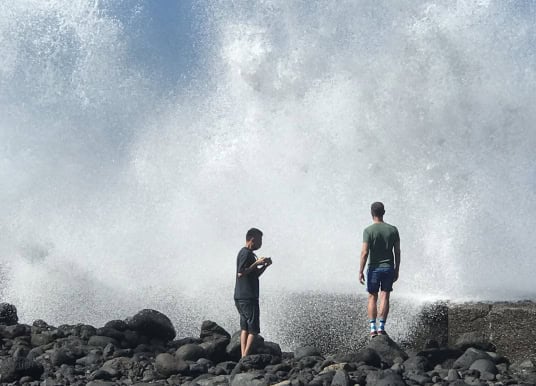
xmin=371 ymin=202 xmax=385 ymax=217
xmin=246 ymin=228 xmax=263 ymax=241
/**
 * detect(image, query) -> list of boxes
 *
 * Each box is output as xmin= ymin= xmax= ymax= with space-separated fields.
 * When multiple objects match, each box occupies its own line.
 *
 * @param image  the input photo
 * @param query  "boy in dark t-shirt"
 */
xmin=234 ymin=228 xmax=272 ymax=357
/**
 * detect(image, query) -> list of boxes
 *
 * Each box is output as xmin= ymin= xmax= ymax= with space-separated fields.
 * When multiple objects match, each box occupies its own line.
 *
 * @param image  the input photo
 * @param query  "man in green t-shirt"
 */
xmin=359 ymin=202 xmax=400 ymax=336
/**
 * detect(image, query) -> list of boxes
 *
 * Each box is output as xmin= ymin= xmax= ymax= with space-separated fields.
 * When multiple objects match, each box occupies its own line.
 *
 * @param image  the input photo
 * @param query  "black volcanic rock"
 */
xmin=0 ymin=357 xmax=44 ymax=382
xmin=200 ymin=320 xmax=231 ymax=340
xmin=126 ymin=309 xmax=176 ymax=341
xmin=175 ymin=343 xmax=207 ymax=361
xmin=367 ymin=335 xmax=408 ymax=366
xmin=0 ymin=303 xmax=18 ymax=325
xmin=453 ymin=347 xmax=493 ymax=370
xmin=0 ymin=301 xmax=532 ymax=385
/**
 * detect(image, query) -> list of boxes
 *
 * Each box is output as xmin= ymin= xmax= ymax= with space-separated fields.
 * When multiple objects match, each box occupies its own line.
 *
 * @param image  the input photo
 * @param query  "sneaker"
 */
xmin=377 ymin=329 xmax=386 ymax=335
xmin=370 ymin=330 xmax=378 ymax=337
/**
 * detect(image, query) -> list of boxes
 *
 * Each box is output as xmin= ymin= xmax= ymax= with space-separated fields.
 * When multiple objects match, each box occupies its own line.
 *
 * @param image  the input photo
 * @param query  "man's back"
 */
xmin=234 ymin=247 xmax=259 ymax=300
xmin=363 ymin=222 xmax=399 ymax=268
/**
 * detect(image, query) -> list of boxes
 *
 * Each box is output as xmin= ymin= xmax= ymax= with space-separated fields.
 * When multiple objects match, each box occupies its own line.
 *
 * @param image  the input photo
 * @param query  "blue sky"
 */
xmin=104 ymin=0 xmax=202 ymax=88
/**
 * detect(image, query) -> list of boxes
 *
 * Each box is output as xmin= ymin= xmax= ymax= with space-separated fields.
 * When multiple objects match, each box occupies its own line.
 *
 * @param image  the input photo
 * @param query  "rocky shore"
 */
xmin=0 ymin=302 xmax=535 ymax=386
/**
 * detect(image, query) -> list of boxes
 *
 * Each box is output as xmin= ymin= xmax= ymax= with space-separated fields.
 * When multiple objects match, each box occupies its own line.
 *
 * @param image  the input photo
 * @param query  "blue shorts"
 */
xmin=366 ymin=267 xmax=395 ymax=293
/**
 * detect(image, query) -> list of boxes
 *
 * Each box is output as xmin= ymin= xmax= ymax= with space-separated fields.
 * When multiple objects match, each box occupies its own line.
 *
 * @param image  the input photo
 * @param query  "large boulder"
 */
xmin=200 ymin=320 xmax=231 ymax=340
xmin=453 ymin=347 xmax=493 ymax=370
xmin=403 ymin=355 xmax=430 ymax=371
xmin=126 ymin=309 xmax=176 ymax=341
xmin=332 ymin=348 xmax=381 ymax=368
xmin=199 ymin=320 xmax=231 ymax=363
xmin=470 ymin=358 xmax=498 ymax=374
xmin=104 ymin=320 xmax=128 ymax=331
xmin=0 ymin=303 xmax=19 ymax=325
xmin=367 ymin=335 xmax=408 ymax=366
xmin=366 ymin=369 xmax=405 ymax=386
xmin=415 ymin=347 xmax=463 ymax=367
xmin=154 ymin=353 xmax=188 ymax=377
xmin=448 ymin=301 xmax=536 ymax=364
xmin=294 ymin=345 xmax=322 ymax=360
xmin=0 ymin=357 xmax=44 ymax=382
xmin=88 ymin=335 xmax=119 ymax=348
xmin=176 ymin=343 xmax=207 ymax=361
xmin=226 ymin=331 xmax=264 ymax=361
xmin=238 ymin=354 xmax=278 ymax=370
xmin=0 ymin=324 xmax=31 ymax=339
xmin=454 ymin=331 xmax=496 ymax=351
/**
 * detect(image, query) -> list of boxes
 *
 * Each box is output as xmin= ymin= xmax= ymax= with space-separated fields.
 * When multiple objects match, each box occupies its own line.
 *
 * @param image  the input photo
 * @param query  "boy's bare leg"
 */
xmin=368 ymin=292 xmax=378 ymax=320
xmin=240 ymin=330 xmax=248 ymax=357
xmin=378 ymin=291 xmax=390 ymax=320
xmin=243 ymin=333 xmax=256 ymax=357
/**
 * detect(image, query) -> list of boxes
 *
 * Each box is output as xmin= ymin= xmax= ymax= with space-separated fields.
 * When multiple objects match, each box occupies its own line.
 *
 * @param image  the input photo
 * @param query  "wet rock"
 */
xmin=453 ymin=347 xmax=493 ymax=370
xmin=104 ymin=320 xmax=128 ymax=331
xmin=88 ymin=335 xmax=119 ymax=348
xmin=96 ymin=326 xmax=124 ymax=341
xmin=469 ymin=358 xmax=498 ymax=374
xmin=225 ymin=331 xmax=264 ymax=361
xmin=51 ymin=346 xmax=81 ymax=366
xmin=30 ymin=332 xmax=55 ymax=347
xmin=331 ymin=369 xmax=350 ymax=386
xmin=333 ymin=348 xmax=381 ymax=367
xmin=294 ymin=345 xmax=321 ymax=360
xmin=0 ymin=323 xmax=31 ymax=339
xmin=0 ymin=303 xmax=18 ymax=325
xmin=367 ymin=335 xmax=408 ymax=366
xmin=239 ymin=354 xmax=278 ymax=370
xmin=154 ymin=353 xmax=188 ymax=377
xmin=176 ymin=343 xmax=207 ymax=361
xmin=126 ymin=309 xmax=176 ymax=342
xmin=0 ymin=357 xmax=44 ymax=382
xmin=231 ymin=371 xmax=267 ymax=386
xmin=201 ymin=320 xmax=231 ymax=340
xmin=403 ymin=355 xmax=430 ymax=371
xmin=454 ymin=331 xmax=496 ymax=352
xmin=366 ymin=369 xmax=405 ymax=386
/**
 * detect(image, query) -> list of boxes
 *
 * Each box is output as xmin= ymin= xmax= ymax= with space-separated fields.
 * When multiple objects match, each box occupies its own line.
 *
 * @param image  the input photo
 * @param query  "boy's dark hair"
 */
xmin=371 ymin=202 xmax=385 ymax=217
xmin=246 ymin=228 xmax=263 ymax=241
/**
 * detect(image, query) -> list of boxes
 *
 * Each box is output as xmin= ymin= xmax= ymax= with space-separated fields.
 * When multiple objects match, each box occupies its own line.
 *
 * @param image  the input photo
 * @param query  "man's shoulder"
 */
xmin=237 ymin=247 xmax=254 ymax=258
xmin=365 ymin=222 xmax=398 ymax=232
xmin=384 ymin=222 xmax=398 ymax=230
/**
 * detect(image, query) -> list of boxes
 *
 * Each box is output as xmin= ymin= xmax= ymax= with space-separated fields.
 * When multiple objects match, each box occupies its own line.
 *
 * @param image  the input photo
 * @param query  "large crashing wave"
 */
xmin=0 ymin=0 xmax=535 ymax=330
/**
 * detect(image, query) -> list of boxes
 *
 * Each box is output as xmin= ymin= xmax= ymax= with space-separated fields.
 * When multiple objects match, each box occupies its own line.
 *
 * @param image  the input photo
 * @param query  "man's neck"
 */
xmin=373 ymin=217 xmax=384 ymax=223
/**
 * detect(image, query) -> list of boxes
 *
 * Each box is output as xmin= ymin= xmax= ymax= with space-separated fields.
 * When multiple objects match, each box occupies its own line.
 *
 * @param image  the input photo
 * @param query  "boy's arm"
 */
xmin=359 ymin=242 xmax=368 ymax=284
xmin=393 ymin=240 xmax=401 ymax=282
xmin=238 ymin=257 xmax=268 ymax=277
xmin=256 ymin=259 xmax=272 ymax=277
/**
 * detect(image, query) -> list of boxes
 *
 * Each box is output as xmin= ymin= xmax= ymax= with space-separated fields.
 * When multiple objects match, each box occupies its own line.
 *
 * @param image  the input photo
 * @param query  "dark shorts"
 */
xmin=367 ymin=267 xmax=395 ymax=293
xmin=234 ymin=299 xmax=260 ymax=334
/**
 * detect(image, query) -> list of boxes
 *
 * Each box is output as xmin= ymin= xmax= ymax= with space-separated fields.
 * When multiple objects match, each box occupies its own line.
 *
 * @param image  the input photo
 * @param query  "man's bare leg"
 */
xmin=240 ymin=330 xmax=248 ymax=357
xmin=368 ymin=292 xmax=378 ymax=320
xmin=243 ymin=333 xmax=256 ymax=357
xmin=378 ymin=291 xmax=390 ymax=320
xmin=378 ymin=291 xmax=391 ymax=334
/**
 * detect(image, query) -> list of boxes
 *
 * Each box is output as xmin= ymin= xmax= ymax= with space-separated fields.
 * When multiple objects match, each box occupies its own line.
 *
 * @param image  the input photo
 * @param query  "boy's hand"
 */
xmin=258 ymin=257 xmax=272 ymax=266
xmin=359 ymin=272 xmax=365 ymax=285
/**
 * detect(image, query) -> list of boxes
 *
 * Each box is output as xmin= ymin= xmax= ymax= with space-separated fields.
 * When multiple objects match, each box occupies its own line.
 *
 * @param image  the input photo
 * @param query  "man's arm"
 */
xmin=393 ymin=240 xmax=401 ymax=282
xmin=359 ymin=242 xmax=368 ymax=285
xmin=256 ymin=258 xmax=272 ymax=277
xmin=237 ymin=257 xmax=269 ymax=277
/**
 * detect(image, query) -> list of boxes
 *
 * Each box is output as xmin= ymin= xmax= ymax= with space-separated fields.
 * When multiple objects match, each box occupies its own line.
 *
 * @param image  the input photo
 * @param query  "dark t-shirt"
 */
xmin=234 ymin=247 xmax=259 ymax=300
xmin=363 ymin=222 xmax=400 ymax=268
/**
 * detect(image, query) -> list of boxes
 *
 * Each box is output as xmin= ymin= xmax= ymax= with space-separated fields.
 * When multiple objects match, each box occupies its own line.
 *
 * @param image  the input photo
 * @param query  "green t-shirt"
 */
xmin=363 ymin=222 xmax=400 ymax=268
